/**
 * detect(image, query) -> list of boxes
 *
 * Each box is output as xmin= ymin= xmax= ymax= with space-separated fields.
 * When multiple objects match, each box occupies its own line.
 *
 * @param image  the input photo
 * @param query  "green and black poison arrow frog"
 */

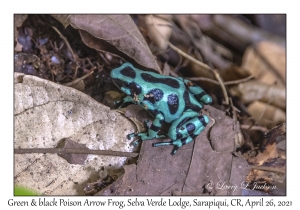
xmin=110 ymin=63 xmax=212 ymax=155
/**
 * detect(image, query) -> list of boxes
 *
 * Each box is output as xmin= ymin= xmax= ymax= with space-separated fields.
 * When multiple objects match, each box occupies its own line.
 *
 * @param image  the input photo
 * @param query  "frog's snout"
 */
xmin=110 ymin=68 xmax=118 ymax=79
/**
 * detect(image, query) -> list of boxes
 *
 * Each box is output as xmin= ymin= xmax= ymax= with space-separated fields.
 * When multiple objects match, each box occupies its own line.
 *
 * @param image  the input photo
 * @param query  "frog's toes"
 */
xmin=113 ymin=100 xmax=123 ymax=108
xmin=153 ymin=141 xmax=172 ymax=147
xmin=143 ymin=120 xmax=150 ymax=128
xmin=113 ymin=100 xmax=120 ymax=105
xmin=171 ymin=146 xmax=179 ymax=155
xmin=127 ymin=133 xmax=136 ymax=139
xmin=132 ymin=139 xmax=141 ymax=147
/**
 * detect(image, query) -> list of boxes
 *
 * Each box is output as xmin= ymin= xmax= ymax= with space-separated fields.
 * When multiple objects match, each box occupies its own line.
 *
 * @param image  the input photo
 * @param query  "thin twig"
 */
xmin=64 ymin=67 xmax=96 ymax=87
xmin=212 ymin=69 xmax=229 ymax=104
xmin=168 ymin=69 xmax=179 ymax=77
xmin=73 ymin=65 xmax=78 ymax=80
xmin=14 ymin=148 xmax=139 ymax=158
xmin=186 ymin=75 xmax=255 ymax=86
xmin=224 ymin=75 xmax=255 ymax=85
xmin=167 ymin=41 xmax=211 ymax=71
xmin=240 ymin=125 xmax=269 ymax=133
xmin=86 ymin=57 xmax=94 ymax=67
xmin=186 ymin=77 xmax=220 ymax=85
xmin=51 ymin=26 xmax=78 ymax=66
xmin=250 ymin=165 xmax=285 ymax=174
xmin=230 ymin=97 xmax=244 ymax=148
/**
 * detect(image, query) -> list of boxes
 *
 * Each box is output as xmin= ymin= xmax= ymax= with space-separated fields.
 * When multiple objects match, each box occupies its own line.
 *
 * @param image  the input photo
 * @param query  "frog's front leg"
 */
xmin=153 ymin=113 xmax=209 ymax=155
xmin=184 ymin=79 xmax=212 ymax=105
xmin=127 ymin=112 xmax=165 ymax=147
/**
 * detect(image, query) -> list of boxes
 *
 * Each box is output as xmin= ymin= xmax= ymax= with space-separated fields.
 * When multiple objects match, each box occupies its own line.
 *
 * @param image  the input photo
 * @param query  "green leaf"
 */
xmin=14 ymin=186 xmax=39 ymax=196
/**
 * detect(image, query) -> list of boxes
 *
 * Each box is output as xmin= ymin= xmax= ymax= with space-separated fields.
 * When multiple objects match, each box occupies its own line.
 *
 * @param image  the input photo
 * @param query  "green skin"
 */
xmin=111 ymin=63 xmax=212 ymax=155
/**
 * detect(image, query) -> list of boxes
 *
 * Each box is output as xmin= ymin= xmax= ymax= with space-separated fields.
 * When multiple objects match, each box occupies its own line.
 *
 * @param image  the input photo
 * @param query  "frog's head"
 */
xmin=110 ymin=63 xmax=141 ymax=96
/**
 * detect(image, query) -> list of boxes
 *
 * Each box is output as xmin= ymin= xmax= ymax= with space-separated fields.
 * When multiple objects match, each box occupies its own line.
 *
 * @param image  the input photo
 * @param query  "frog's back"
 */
xmin=136 ymin=68 xmax=185 ymax=89
xmin=134 ymin=70 xmax=202 ymax=123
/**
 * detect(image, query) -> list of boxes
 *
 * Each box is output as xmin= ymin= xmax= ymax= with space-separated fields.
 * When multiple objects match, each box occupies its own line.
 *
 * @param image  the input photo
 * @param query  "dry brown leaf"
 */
xmin=242 ymin=41 xmax=286 ymax=87
xmin=98 ymin=106 xmax=250 ymax=196
xmin=14 ymin=14 xmax=28 ymax=50
xmin=247 ymin=101 xmax=286 ymax=128
xmin=14 ymin=72 xmax=136 ymax=195
xmin=244 ymin=123 xmax=286 ymax=195
xmin=248 ymin=143 xmax=279 ymax=166
xmin=145 ymin=15 xmax=173 ymax=51
xmin=213 ymin=15 xmax=285 ymax=49
xmin=245 ymin=148 xmax=285 ymax=195
xmin=231 ymin=81 xmax=286 ymax=110
xmin=264 ymin=123 xmax=286 ymax=146
xmin=238 ymin=41 xmax=286 ymax=129
xmin=52 ymin=14 xmax=161 ymax=73
xmin=56 ymin=139 xmax=89 ymax=165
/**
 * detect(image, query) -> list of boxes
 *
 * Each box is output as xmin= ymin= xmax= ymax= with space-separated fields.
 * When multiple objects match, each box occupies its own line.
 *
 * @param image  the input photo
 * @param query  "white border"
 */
xmin=2 ymin=0 xmax=298 ymax=209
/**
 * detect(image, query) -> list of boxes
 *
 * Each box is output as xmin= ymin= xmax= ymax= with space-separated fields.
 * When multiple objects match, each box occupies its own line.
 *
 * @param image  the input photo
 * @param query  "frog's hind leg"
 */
xmin=154 ymin=114 xmax=210 ymax=155
xmin=152 ymin=111 xmax=199 ymax=154
xmin=153 ymin=136 xmax=194 ymax=155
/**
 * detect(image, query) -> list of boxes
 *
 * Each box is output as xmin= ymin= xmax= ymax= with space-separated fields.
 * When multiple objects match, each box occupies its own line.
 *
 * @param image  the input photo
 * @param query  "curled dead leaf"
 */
xmin=14 ymin=72 xmax=136 ymax=195
xmin=52 ymin=14 xmax=161 ymax=73
xmin=145 ymin=15 xmax=173 ymax=51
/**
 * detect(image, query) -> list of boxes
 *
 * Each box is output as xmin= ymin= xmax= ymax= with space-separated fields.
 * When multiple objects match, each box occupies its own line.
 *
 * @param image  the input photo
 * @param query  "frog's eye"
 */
xmin=124 ymin=82 xmax=142 ymax=95
xmin=167 ymin=93 xmax=179 ymax=114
